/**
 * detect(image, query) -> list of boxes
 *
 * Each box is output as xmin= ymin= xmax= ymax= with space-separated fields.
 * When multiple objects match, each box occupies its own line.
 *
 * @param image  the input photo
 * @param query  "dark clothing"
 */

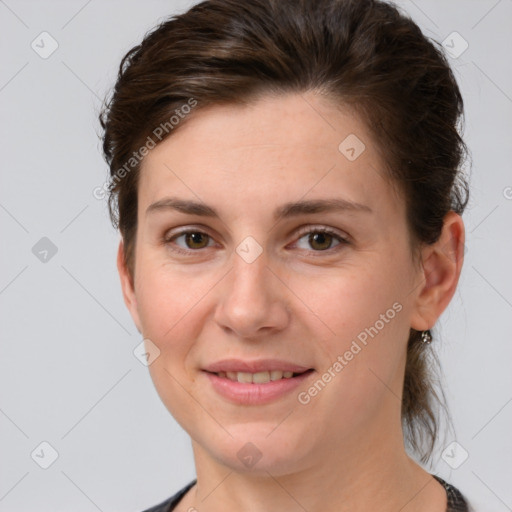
xmin=142 ymin=475 xmax=469 ymax=511
xmin=433 ymin=475 xmax=470 ymax=511
xmin=142 ymin=480 xmax=195 ymax=512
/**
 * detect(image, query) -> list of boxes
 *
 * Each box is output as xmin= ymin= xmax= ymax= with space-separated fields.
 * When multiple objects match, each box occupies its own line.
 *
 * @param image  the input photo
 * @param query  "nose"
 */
xmin=214 ymin=250 xmax=290 ymax=339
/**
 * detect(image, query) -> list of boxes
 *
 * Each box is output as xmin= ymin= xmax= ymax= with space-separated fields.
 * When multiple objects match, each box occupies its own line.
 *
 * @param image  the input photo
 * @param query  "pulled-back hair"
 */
xmin=99 ymin=0 xmax=469 ymax=462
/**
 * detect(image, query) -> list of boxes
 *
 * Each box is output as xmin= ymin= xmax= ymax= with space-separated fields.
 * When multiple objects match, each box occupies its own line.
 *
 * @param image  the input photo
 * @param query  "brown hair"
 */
xmin=99 ymin=0 xmax=469 ymax=462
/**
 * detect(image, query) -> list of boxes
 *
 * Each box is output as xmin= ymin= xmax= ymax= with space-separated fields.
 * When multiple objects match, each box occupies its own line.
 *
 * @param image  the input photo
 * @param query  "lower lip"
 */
xmin=203 ymin=370 xmax=315 ymax=405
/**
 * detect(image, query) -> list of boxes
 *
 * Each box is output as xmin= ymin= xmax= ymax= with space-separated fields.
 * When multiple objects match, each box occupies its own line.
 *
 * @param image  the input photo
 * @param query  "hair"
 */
xmin=99 ymin=0 xmax=469 ymax=462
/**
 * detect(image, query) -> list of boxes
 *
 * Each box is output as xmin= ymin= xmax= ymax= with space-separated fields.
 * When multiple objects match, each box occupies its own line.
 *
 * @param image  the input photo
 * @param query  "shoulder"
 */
xmin=140 ymin=480 xmax=197 ymax=512
xmin=433 ymin=475 xmax=471 ymax=512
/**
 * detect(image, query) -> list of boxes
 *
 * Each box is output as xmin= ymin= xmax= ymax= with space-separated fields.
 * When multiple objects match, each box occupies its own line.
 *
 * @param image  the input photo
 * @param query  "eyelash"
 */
xmin=163 ymin=226 xmax=350 ymax=257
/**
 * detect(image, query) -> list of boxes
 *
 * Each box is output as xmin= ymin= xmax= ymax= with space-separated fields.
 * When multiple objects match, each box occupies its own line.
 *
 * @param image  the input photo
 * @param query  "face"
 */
xmin=119 ymin=93 xmax=441 ymax=475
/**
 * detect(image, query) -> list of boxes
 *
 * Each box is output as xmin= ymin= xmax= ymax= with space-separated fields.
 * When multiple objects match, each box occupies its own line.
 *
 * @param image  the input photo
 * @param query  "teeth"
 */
xmin=252 ymin=371 xmax=271 ymax=383
xmin=270 ymin=370 xmax=284 ymax=381
xmin=237 ymin=372 xmax=253 ymax=383
xmin=218 ymin=370 xmax=298 ymax=383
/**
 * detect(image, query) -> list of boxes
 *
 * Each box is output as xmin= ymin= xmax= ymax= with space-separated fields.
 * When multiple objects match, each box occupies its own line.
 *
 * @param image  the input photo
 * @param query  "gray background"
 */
xmin=1 ymin=0 xmax=511 ymax=510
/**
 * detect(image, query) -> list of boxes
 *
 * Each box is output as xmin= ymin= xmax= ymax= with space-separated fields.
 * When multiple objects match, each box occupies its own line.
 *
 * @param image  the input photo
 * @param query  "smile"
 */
xmin=212 ymin=370 xmax=310 ymax=384
xmin=202 ymin=362 xmax=315 ymax=405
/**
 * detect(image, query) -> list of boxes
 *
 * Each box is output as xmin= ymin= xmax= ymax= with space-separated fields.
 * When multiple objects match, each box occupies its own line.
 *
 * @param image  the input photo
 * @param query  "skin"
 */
xmin=117 ymin=92 xmax=465 ymax=512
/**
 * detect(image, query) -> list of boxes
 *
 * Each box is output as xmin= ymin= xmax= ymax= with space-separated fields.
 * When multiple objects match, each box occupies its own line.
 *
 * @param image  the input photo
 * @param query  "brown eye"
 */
xmin=164 ymin=230 xmax=215 ymax=254
xmin=184 ymin=232 xmax=210 ymax=249
xmin=308 ymin=232 xmax=334 ymax=251
xmin=294 ymin=228 xmax=347 ymax=252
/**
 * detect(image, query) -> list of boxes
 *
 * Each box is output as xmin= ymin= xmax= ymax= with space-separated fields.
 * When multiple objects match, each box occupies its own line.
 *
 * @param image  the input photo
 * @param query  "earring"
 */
xmin=421 ymin=330 xmax=432 ymax=344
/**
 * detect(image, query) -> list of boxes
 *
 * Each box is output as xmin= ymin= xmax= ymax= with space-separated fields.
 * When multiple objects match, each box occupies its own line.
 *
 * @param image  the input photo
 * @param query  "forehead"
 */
xmin=138 ymin=93 xmax=402 ymax=217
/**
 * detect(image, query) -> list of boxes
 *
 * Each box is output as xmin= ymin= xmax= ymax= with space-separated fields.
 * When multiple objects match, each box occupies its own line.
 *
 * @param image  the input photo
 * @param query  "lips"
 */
xmin=203 ymin=358 xmax=313 ymax=374
xmin=203 ymin=366 xmax=315 ymax=405
xmin=201 ymin=359 xmax=315 ymax=403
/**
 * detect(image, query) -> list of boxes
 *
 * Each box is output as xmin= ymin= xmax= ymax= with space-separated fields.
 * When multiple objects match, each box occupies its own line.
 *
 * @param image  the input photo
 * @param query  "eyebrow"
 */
xmin=146 ymin=196 xmax=372 ymax=220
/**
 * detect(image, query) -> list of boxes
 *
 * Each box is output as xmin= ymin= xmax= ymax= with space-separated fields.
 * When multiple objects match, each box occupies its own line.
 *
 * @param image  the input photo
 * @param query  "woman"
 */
xmin=99 ymin=0 xmax=471 ymax=510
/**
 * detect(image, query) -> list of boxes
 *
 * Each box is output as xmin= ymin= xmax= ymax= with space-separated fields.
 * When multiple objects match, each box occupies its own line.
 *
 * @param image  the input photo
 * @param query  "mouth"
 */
xmin=205 ymin=369 xmax=314 ymax=384
xmin=201 ymin=359 xmax=315 ymax=405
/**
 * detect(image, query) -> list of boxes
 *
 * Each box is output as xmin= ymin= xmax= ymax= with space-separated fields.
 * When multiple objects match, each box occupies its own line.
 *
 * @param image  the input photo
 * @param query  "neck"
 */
xmin=183 ymin=411 xmax=446 ymax=512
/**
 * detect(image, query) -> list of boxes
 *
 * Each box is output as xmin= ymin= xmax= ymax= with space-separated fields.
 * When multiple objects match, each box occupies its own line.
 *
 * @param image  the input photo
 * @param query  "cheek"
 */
xmin=288 ymin=259 xmax=410 ymax=401
xmin=290 ymin=261 xmax=407 ymax=343
xmin=133 ymin=260 xmax=228 ymax=388
xmin=292 ymin=282 xmax=408 ymax=440
xmin=135 ymin=265 xmax=212 ymax=424
xmin=134 ymin=258 xmax=212 ymax=337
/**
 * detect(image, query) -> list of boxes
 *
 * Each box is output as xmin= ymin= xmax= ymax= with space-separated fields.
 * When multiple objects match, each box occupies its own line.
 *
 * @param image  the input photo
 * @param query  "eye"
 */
xmin=163 ymin=225 xmax=350 ymax=256
xmin=164 ymin=229 xmax=215 ymax=254
xmin=293 ymin=227 xmax=349 ymax=252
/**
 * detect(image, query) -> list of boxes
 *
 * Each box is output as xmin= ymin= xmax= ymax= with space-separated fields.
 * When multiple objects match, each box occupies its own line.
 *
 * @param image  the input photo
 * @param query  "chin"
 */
xmin=197 ymin=422 xmax=316 ymax=477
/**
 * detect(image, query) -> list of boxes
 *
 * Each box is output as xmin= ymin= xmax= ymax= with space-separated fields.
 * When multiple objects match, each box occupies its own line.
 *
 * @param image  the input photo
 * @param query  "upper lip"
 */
xmin=203 ymin=359 xmax=313 ymax=374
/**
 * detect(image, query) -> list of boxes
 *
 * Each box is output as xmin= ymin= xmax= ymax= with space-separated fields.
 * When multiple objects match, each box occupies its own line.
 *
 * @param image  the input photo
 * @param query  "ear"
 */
xmin=410 ymin=211 xmax=465 ymax=331
xmin=117 ymin=239 xmax=142 ymax=333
